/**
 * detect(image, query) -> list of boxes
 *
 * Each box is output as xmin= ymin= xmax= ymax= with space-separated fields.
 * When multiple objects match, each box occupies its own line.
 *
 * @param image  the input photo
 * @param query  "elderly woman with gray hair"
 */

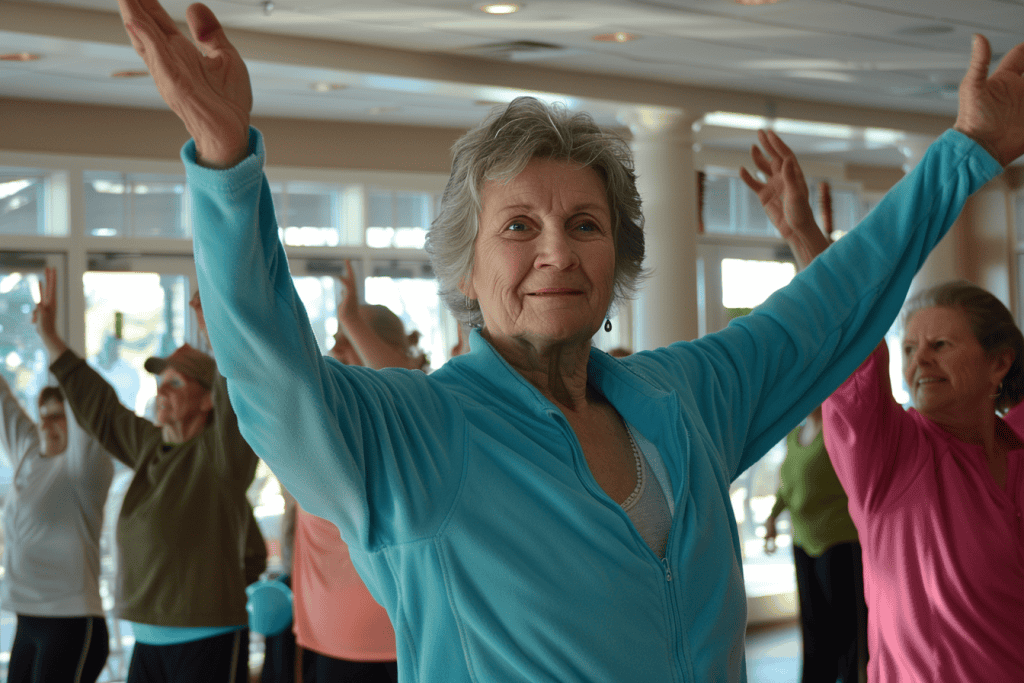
xmin=820 ymin=281 xmax=1024 ymax=682
xmin=116 ymin=0 xmax=1024 ymax=678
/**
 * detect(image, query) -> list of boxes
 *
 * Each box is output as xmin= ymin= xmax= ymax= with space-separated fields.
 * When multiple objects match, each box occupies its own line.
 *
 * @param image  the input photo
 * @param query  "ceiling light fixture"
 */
xmin=311 ymin=82 xmax=347 ymax=93
xmin=592 ymin=32 xmax=638 ymax=43
xmin=0 ymin=52 xmax=41 ymax=62
xmin=479 ymin=3 xmax=521 ymax=15
xmin=110 ymin=69 xmax=151 ymax=78
xmin=734 ymin=0 xmax=782 ymax=5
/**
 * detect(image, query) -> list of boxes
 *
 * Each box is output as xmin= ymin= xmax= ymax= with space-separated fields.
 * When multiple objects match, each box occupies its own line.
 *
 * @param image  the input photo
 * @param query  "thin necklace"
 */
xmin=621 ymin=424 xmax=644 ymax=508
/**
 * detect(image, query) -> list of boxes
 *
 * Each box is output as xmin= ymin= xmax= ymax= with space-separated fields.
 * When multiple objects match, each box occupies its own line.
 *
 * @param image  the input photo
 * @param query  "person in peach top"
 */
xmin=292 ymin=262 xmax=425 ymax=682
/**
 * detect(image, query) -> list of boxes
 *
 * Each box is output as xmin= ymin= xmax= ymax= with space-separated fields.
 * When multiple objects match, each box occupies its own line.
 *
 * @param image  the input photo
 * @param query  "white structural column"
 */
xmin=903 ymin=135 xmax=957 ymax=299
xmin=626 ymin=108 xmax=702 ymax=351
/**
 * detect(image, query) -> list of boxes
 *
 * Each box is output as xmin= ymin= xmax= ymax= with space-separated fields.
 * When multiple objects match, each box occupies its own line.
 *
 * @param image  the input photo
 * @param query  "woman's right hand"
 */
xmin=740 ymin=130 xmax=830 ymax=270
xmin=116 ymin=0 xmax=252 ymax=168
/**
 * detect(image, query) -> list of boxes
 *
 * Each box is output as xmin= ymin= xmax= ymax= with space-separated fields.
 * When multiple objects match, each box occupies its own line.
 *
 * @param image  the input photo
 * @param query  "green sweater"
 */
xmin=769 ymin=425 xmax=858 ymax=557
xmin=52 ymin=351 xmax=261 ymax=627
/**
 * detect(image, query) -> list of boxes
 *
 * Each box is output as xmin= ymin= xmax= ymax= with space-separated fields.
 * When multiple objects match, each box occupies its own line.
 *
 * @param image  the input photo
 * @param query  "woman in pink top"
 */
xmin=822 ymin=282 xmax=1024 ymax=682
xmin=744 ymin=127 xmax=1024 ymax=681
xmin=292 ymin=261 xmax=426 ymax=682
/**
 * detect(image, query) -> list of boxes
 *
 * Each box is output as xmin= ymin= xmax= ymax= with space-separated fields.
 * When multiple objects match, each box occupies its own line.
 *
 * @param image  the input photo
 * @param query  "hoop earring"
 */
xmin=604 ymin=318 xmax=612 ymax=333
xmin=990 ymin=381 xmax=1004 ymax=399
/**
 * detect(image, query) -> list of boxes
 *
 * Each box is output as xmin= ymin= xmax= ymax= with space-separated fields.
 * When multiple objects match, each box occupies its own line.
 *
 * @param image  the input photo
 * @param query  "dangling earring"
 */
xmin=990 ymin=381 xmax=1004 ymax=399
xmin=604 ymin=318 xmax=612 ymax=333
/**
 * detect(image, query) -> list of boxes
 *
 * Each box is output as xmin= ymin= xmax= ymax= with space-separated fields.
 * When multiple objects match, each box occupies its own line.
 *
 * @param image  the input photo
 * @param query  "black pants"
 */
xmin=303 ymin=650 xmax=397 ymax=683
xmin=793 ymin=542 xmax=868 ymax=683
xmin=127 ymin=629 xmax=249 ymax=683
xmin=8 ymin=614 xmax=109 ymax=683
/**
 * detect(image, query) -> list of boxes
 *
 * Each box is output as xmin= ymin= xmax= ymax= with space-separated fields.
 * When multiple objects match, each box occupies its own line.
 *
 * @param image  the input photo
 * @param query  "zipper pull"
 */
xmin=662 ymin=557 xmax=672 ymax=582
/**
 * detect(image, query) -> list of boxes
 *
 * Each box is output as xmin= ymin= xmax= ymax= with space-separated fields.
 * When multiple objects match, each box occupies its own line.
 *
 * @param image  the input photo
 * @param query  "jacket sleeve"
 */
xmin=203 ymin=371 xmax=259 ymax=484
xmin=822 ymin=343 xmax=924 ymax=519
xmin=0 ymin=373 xmax=36 ymax=468
xmin=49 ymin=350 xmax=160 ymax=470
xmin=184 ymin=130 xmax=460 ymax=550
xmin=629 ymin=129 xmax=1002 ymax=481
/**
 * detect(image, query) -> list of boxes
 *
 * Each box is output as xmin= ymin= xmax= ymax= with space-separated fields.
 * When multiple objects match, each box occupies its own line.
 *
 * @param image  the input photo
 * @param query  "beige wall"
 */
xmin=0 ymin=97 xmax=464 ymax=172
xmin=1 ymin=95 xmax=1019 ymax=315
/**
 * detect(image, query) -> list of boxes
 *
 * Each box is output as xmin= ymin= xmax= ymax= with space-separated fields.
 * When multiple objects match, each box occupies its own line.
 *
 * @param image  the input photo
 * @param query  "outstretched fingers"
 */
xmin=963 ymin=34 xmax=993 ymax=88
xmin=118 ymin=0 xmax=181 ymax=52
xmin=186 ymin=4 xmax=230 ymax=55
xmin=43 ymin=267 xmax=56 ymax=310
xmin=993 ymin=34 xmax=1024 ymax=77
xmin=739 ymin=165 xmax=764 ymax=194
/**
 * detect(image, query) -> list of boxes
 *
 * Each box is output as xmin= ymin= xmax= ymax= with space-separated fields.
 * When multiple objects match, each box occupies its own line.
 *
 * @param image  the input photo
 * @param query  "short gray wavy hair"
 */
xmin=425 ymin=96 xmax=646 ymax=328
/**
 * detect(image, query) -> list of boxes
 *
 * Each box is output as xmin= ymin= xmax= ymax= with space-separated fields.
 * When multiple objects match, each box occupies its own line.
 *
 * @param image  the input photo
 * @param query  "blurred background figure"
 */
xmin=287 ymin=264 xmax=406 ymax=682
xmin=764 ymin=405 xmax=866 ymax=683
xmin=32 ymin=269 xmax=263 ymax=683
xmin=0 ymin=375 xmax=113 ymax=682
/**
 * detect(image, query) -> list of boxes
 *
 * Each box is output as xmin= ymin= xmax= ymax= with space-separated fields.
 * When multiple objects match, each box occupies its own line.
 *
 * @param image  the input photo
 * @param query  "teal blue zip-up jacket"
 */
xmin=185 ymin=128 xmax=999 ymax=682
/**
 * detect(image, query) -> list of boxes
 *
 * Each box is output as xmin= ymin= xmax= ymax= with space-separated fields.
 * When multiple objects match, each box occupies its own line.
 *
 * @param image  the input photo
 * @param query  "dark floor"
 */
xmin=746 ymin=620 xmax=801 ymax=682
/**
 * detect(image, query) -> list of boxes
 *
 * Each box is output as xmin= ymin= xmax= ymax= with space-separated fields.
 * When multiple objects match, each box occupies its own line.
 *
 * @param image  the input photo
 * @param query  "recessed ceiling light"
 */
xmin=110 ymin=69 xmax=150 ymax=78
xmin=592 ymin=32 xmax=638 ymax=43
xmin=734 ymin=0 xmax=782 ymax=5
xmin=0 ymin=52 xmax=41 ymax=62
xmin=479 ymin=3 xmax=521 ymax=15
xmin=311 ymin=82 xmax=347 ymax=93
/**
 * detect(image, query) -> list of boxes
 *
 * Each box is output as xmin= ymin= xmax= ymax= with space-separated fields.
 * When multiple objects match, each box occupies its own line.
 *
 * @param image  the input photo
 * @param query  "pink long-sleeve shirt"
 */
xmin=823 ymin=344 xmax=1024 ymax=682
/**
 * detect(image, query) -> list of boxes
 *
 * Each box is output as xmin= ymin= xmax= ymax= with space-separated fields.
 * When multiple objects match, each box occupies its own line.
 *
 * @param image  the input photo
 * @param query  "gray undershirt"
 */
xmin=621 ymin=424 xmax=674 ymax=558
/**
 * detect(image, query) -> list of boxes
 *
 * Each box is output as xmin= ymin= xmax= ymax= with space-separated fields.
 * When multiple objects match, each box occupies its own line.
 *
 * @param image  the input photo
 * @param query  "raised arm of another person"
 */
xmin=740 ymin=129 xmax=831 ymax=269
xmin=33 ymin=267 xmax=160 ymax=468
xmin=658 ymin=35 xmax=1024 ymax=478
xmin=335 ymin=259 xmax=421 ymax=371
xmin=822 ymin=342 xmax=920 ymax=521
xmin=0 ymin=373 xmax=36 ymax=469
xmin=183 ymin=291 xmax=258 ymax=484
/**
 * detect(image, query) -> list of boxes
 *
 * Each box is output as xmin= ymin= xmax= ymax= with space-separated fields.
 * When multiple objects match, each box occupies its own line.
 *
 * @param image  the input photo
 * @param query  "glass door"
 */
xmin=698 ymin=241 xmax=801 ymax=620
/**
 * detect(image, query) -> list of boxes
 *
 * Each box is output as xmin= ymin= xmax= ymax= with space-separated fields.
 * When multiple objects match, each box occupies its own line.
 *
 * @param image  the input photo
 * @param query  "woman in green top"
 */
xmin=765 ymin=405 xmax=866 ymax=683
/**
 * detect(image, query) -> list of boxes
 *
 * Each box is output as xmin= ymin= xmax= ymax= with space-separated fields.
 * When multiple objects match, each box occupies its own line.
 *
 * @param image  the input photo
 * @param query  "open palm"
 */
xmin=955 ymin=35 xmax=1024 ymax=167
xmin=118 ymin=0 xmax=252 ymax=167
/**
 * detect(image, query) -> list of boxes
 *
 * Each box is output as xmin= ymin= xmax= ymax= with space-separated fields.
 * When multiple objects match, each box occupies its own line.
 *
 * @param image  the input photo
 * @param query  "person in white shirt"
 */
xmin=0 ymin=375 xmax=114 ymax=682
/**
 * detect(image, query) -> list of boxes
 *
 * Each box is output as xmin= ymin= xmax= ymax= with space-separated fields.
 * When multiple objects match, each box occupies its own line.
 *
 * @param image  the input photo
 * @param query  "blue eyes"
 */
xmin=503 ymin=221 xmax=600 ymax=233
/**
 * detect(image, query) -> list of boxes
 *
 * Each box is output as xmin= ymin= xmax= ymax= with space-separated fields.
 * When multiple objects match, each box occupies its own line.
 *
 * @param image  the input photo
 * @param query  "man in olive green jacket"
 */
xmin=33 ymin=268 xmax=263 ymax=682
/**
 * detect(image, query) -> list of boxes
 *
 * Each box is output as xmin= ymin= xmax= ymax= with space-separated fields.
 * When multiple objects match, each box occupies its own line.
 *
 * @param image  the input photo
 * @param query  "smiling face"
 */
xmin=155 ymin=367 xmax=213 ymax=433
xmin=462 ymin=157 xmax=616 ymax=355
xmin=902 ymin=306 xmax=1011 ymax=423
xmin=37 ymin=398 xmax=68 ymax=457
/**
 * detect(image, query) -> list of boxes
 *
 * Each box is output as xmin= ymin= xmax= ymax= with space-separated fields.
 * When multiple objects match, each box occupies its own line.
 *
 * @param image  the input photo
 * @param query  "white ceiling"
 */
xmin=2 ymin=0 xmax=1023 ymax=166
